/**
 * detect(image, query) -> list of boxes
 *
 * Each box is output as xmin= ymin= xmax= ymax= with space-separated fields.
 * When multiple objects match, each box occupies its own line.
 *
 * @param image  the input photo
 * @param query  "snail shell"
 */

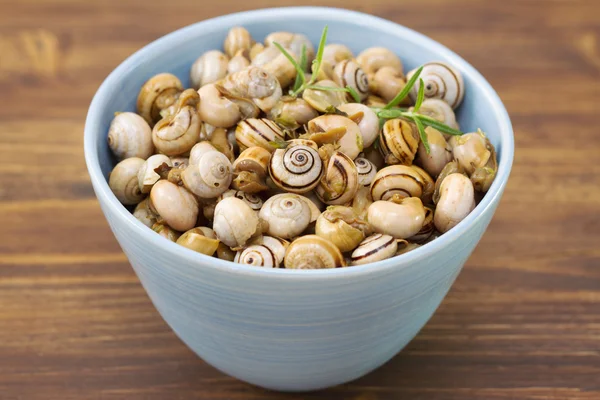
xmin=108 ymin=112 xmax=154 ymax=160
xmin=249 ymin=42 xmax=265 ymax=61
xmin=368 ymin=197 xmax=426 ymax=239
xmin=302 ymin=80 xmax=347 ymax=112
xmin=261 ymin=50 xmax=299 ymax=89
xmin=450 ymin=132 xmax=491 ymax=176
xmin=269 ymin=143 xmax=323 ymax=194
xmin=181 ymin=149 xmax=232 ymax=199
xmin=190 ymin=50 xmax=229 ymax=89
xmin=150 ymin=180 xmax=199 ymax=232
xmin=379 ymin=118 xmax=419 ymax=165
xmin=220 ymin=66 xmax=282 ymax=113
xmin=407 ymin=62 xmax=465 ymax=109
xmin=264 ymin=31 xmax=315 ymax=63
xmin=396 ymin=241 xmax=421 ymax=256
xmin=197 ymin=83 xmax=243 ymax=128
xmin=218 ymin=189 xmax=263 ymax=212
xmin=213 ymin=196 xmax=261 ymax=248
xmin=152 ymin=89 xmax=201 ymax=156
xmin=355 ymin=157 xmax=378 ymax=186
xmin=470 ymin=136 xmax=498 ymax=193
xmin=169 ymin=157 xmax=189 ymax=170
xmin=315 ymin=151 xmax=359 ymax=205
xmin=413 ymin=99 xmax=459 ymax=132
xmin=307 ymin=114 xmax=363 ymax=160
xmin=408 ymin=206 xmax=435 ymax=243
xmin=370 ymin=164 xmax=436 ymax=202
xmin=224 ymin=26 xmax=254 ymax=58
xmin=248 ymin=235 xmax=290 ymax=265
xmin=227 ymin=49 xmax=251 ymax=74
xmin=315 ymin=206 xmax=370 ymax=253
xmin=176 ymin=227 xmax=220 ymax=256
xmin=137 ymin=73 xmax=183 ymax=125
xmin=235 ymin=118 xmax=285 ymax=152
xmin=332 ymin=59 xmax=369 ymax=101
xmin=259 ymin=193 xmax=311 ymax=239
xmin=370 ymin=66 xmax=410 ymax=105
xmin=216 ymin=242 xmax=237 ymax=262
xmin=362 ymin=144 xmax=386 ymax=170
xmin=251 ymin=46 xmax=283 ymax=67
xmin=322 ymin=44 xmax=353 ymax=67
xmin=434 ymin=173 xmax=475 ymax=233
xmin=363 ymin=94 xmax=387 ymax=108
xmin=232 ymin=146 xmax=272 ymax=193
xmin=268 ymin=96 xmax=319 ymax=128
xmin=137 ymin=154 xmax=172 ymax=194
xmin=152 ymin=222 xmax=181 ymax=242
xmin=433 ymin=160 xmax=465 ymax=204
xmin=337 ymin=103 xmax=379 ymax=148
xmin=235 ymin=245 xmax=279 ymax=268
xmin=108 ymin=157 xmax=146 ymax=205
xmin=284 ymin=235 xmax=346 ymax=270
xmin=356 ymin=47 xmax=403 ymax=77
xmin=350 ymin=234 xmax=398 ymax=266
xmin=189 ymin=142 xmax=219 ymax=166
xmin=417 ymin=127 xmax=453 ymax=178
xmin=207 ymin=126 xmax=235 ymax=163
xmin=133 ymin=198 xmax=158 ymax=228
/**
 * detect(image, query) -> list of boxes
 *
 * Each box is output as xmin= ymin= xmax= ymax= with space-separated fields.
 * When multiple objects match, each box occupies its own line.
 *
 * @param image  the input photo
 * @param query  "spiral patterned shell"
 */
xmin=408 ymin=207 xmax=435 ymax=243
xmin=370 ymin=165 xmax=426 ymax=201
xmin=355 ymin=157 xmax=377 ymax=186
xmin=332 ymin=59 xmax=369 ymax=101
xmin=284 ymin=235 xmax=346 ymax=270
xmin=108 ymin=157 xmax=146 ymax=205
xmin=190 ymin=50 xmax=229 ymax=89
xmin=269 ymin=144 xmax=323 ymax=194
xmin=407 ymin=62 xmax=465 ymax=109
xmin=181 ymin=150 xmax=233 ymax=199
xmin=152 ymin=89 xmax=201 ymax=156
xmin=223 ymin=27 xmax=254 ymax=58
xmin=219 ymin=189 xmax=263 ymax=211
xmin=416 ymin=99 xmax=459 ymax=131
xmin=379 ymin=118 xmax=419 ymax=166
xmin=220 ymin=66 xmax=282 ymax=112
xmin=235 ymin=245 xmax=279 ymax=268
xmin=108 ymin=112 xmax=154 ymax=160
xmin=235 ymin=118 xmax=285 ymax=152
xmin=315 ymin=151 xmax=359 ymax=206
xmin=136 ymin=73 xmax=183 ymax=125
xmin=259 ymin=193 xmax=311 ymax=239
xmin=350 ymin=234 xmax=398 ymax=266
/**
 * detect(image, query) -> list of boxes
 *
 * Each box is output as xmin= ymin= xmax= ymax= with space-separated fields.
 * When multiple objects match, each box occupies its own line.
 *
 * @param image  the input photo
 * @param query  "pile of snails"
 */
xmin=106 ymin=26 xmax=498 ymax=269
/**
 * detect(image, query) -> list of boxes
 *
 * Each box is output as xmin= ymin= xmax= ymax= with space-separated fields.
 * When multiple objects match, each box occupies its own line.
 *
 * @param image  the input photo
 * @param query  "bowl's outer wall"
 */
xmin=88 ymin=8 xmax=511 ymax=392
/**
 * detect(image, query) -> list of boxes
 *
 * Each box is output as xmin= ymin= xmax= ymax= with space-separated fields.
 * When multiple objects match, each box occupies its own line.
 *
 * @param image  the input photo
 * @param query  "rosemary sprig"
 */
xmin=413 ymin=78 xmax=425 ymax=113
xmin=291 ymin=45 xmax=308 ymax=93
xmin=305 ymin=84 xmax=361 ymax=103
xmin=413 ymin=115 xmax=429 ymax=153
xmin=383 ymin=65 xmax=423 ymax=109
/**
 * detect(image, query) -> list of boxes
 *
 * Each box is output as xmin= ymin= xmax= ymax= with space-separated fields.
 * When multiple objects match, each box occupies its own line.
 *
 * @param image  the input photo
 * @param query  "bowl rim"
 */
xmin=84 ymin=6 xmax=514 ymax=280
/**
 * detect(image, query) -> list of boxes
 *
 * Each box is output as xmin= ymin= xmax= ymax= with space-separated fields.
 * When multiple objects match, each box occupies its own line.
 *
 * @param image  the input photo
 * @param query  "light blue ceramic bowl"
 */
xmin=84 ymin=7 xmax=514 ymax=392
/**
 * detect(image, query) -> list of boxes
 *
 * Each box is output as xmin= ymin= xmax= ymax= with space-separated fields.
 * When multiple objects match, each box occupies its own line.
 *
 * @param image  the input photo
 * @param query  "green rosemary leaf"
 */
xmin=292 ymin=45 xmax=308 ymax=92
xmin=310 ymin=25 xmax=329 ymax=84
xmin=345 ymin=86 xmax=361 ymax=103
xmin=383 ymin=65 xmax=423 ymax=110
xmin=274 ymin=42 xmax=305 ymax=92
xmin=376 ymin=109 xmax=405 ymax=119
xmin=413 ymin=116 xmax=430 ymax=154
xmin=306 ymin=85 xmax=347 ymax=92
xmin=413 ymin=78 xmax=425 ymax=112
xmin=417 ymin=114 xmax=464 ymax=136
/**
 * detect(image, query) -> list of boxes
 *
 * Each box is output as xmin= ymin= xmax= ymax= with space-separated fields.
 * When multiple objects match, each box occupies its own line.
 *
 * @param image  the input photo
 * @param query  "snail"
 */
xmin=213 ymin=196 xmax=261 ymax=248
xmin=189 ymin=142 xmax=219 ymax=166
xmin=219 ymin=66 xmax=282 ymax=113
xmin=363 ymin=94 xmax=387 ymax=108
xmin=322 ymin=44 xmax=353 ymax=67
xmin=234 ymin=245 xmax=280 ymax=268
xmin=369 ymin=66 xmax=410 ymax=105
xmin=368 ymin=196 xmax=426 ymax=239
xmin=216 ymin=242 xmax=237 ymax=262
xmin=284 ymin=235 xmax=346 ymax=269
xmin=176 ymin=227 xmax=220 ymax=256
xmin=108 ymin=157 xmax=146 ymax=205
xmin=417 ymin=127 xmax=453 ymax=178
xmin=235 ymin=118 xmax=285 ymax=152
xmin=315 ymin=206 xmax=371 ymax=252
xmin=302 ymin=80 xmax=347 ymax=112
xmin=261 ymin=50 xmax=299 ymax=88
xmin=268 ymin=142 xmax=323 ymax=194
xmin=337 ymin=103 xmax=379 ymax=148
xmin=379 ymin=118 xmax=419 ymax=165
xmin=231 ymin=146 xmax=271 ymax=193
xmin=268 ymin=96 xmax=319 ymax=129
xmin=152 ymin=222 xmax=181 ymax=242
xmin=433 ymin=173 xmax=475 ymax=233
xmin=411 ymin=98 xmax=459 ymax=132
xmin=350 ymin=234 xmax=399 ymax=266
xmin=218 ymin=189 xmax=263 ymax=212
xmin=433 ymin=160 xmax=465 ymax=204
xmin=249 ymin=42 xmax=265 ymax=61
xmin=362 ymin=144 xmax=386 ymax=170
xmin=190 ymin=50 xmax=229 ymax=89
xmin=108 ymin=112 xmax=154 ymax=160
xmin=407 ymin=62 xmax=464 ymax=109
xmin=152 ymin=89 xmax=201 ymax=156
xmin=396 ymin=241 xmax=421 ymax=256
xmin=137 ymin=154 xmax=172 ymax=194
xmin=150 ymin=180 xmax=199 ymax=232
xmin=307 ymin=114 xmax=363 ymax=160
xmin=315 ymin=151 xmax=359 ymax=205
xmin=351 ymin=186 xmax=373 ymax=220
xmin=411 ymin=165 xmax=435 ymax=205
xmin=450 ymin=131 xmax=492 ymax=176
xmin=224 ymin=26 xmax=254 ymax=58
xmin=354 ymin=157 xmax=378 ymax=186
xmin=181 ymin=147 xmax=232 ymax=199
xmin=133 ymin=198 xmax=158 ymax=228
xmin=207 ymin=126 xmax=235 ymax=162
xmin=227 ymin=49 xmax=251 ymax=74
xmin=251 ymin=46 xmax=283 ymax=67
xmin=356 ymin=47 xmax=403 ymax=78
xmin=259 ymin=193 xmax=311 ymax=239
xmin=197 ymin=83 xmax=256 ymax=128
xmin=370 ymin=165 xmax=427 ymax=201
xmin=332 ymin=59 xmax=369 ymax=101
xmin=264 ymin=31 xmax=315 ymax=63
xmin=408 ymin=206 xmax=435 ymax=243
xmin=247 ymin=235 xmax=290 ymax=266
xmin=137 ymin=73 xmax=183 ymax=125
xmin=470 ymin=136 xmax=498 ymax=193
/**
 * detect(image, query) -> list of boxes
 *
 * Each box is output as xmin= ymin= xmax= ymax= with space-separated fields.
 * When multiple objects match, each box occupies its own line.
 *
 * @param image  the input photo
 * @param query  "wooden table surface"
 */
xmin=1 ymin=0 xmax=599 ymax=399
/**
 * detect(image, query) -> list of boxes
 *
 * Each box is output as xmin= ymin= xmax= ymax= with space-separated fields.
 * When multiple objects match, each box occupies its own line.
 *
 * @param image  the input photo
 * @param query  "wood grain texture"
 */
xmin=1 ymin=0 xmax=599 ymax=399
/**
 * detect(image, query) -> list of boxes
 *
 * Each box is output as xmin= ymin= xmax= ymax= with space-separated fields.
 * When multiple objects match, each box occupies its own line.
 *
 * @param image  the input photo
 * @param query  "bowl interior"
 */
xmin=85 ymin=7 xmax=513 ymax=274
